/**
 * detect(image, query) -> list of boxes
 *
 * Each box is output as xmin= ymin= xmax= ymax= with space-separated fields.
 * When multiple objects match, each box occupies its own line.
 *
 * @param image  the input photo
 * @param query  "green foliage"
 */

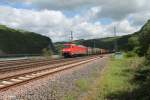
xmin=124 ymin=19 xmax=150 ymax=99
xmin=0 ymin=25 xmax=53 ymax=55
xmin=128 ymin=60 xmax=150 ymax=100
xmin=138 ymin=20 xmax=150 ymax=56
xmin=64 ymin=95 xmax=75 ymax=100
xmin=145 ymin=46 xmax=150 ymax=64
xmin=91 ymin=57 xmax=145 ymax=100
xmin=0 ymin=25 xmax=8 ymax=29
xmin=54 ymin=44 xmax=64 ymax=54
xmin=75 ymin=79 xmax=89 ymax=91
xmin=127 ymin=19 xmax=150 ymax=62
xmin=55 ymin=19 xmax=149 ymax=58
xmin=128 ymin=36 xmax=139 ymax=51
xmin=81 ymin=35 xmax=131 ymax=51
xmin=91 ymin=58 xmax=137 ymax=100
xmin=124 ymin=51 xmax=137 ymax=58
xmin=42 ymin=48 xmax=52 ymax=57
xmin=55 ymin=35 xmax=132 ymax=52
xmin=128 ymin=36 xmax=139 ymax=46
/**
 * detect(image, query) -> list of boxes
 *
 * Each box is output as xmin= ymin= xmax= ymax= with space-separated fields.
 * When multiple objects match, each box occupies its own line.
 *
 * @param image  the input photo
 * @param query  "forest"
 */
xmin=0 ymin=25 xmax=54 ymax=56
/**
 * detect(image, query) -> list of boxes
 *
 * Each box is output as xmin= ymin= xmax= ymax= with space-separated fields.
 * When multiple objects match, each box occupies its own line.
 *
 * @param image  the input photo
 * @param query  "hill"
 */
xmin=77 ymin=35 xmax=132 ymax=51
xmin=55 ymin=34 xmax=135 ymax=52
xmin=0 ymin=25 xmax=55 ymax=56
xmin=123 ymin=19 xmax=150 ymax=58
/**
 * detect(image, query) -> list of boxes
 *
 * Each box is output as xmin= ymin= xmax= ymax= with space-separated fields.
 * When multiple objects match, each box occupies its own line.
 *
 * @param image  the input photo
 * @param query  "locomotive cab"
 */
xmin=62 ymin=43 xmax=88 ymax=58
xmin=62 ymin=44 xmax=73 ymax=58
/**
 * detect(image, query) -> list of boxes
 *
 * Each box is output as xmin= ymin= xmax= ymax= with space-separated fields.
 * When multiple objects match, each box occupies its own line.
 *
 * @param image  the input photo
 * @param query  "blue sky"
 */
xmin=0 ymin=0 xmax=149 ymax=42
xmin=0 ymin=1 xmax=33 ymax=9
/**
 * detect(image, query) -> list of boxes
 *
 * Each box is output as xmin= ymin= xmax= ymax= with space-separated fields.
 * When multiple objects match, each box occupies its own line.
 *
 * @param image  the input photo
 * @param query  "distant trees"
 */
xmin=127 ymin=34 xmax=140 ymax=54
xmin=42 ymin=48 xmax=52 ymax=58
xmin=55 ymin=20 xmax=150 ymax=60
xmin=0 ymin=25 xmax=54 ymax=55
xmin=146 ymin=46 xmax=150 ymax=63
xmin=54 ymin=35 xmax=132 ymax=53
xmin=127 ymin=20 xmax=150 ymax=63
xmin=138 ymin=20 xmax=150 ymax=56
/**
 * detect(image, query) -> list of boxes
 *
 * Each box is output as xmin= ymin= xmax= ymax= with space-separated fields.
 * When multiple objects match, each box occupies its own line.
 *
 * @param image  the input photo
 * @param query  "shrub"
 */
xmin=75 ymin=79 xmax=88 ymax=91
xmin=42 ymin=48 xmax=52 ymax=57
xmin=145 ymin=46 xmax=150 ymax=64
xmin=125 ymin=51 xmax=137 ymax=58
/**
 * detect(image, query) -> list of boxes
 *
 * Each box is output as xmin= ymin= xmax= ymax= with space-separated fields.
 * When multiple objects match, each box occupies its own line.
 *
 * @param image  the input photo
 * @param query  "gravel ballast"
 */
xmin=0 ymin=56 xmax=109 ymax=100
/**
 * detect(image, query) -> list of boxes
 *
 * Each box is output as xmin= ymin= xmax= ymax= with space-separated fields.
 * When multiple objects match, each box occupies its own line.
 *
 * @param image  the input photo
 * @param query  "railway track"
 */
xmin=0 ymin=58 xmax=57 ymax=67
xmin=0 ymin=56 xmax=93 ymax=73
xmin=0 ymin=56 xmax=100 ymax=90
xmin=0 ymin=59 xmax=62 ymax=72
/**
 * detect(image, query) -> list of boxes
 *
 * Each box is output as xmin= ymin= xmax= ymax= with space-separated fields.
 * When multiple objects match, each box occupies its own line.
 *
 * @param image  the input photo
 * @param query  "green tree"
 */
xmin=0 ymin=25 xmax=54 ymax=55
xmin=42 ymin=48 xmax=52 ymax=58
xmin=146 ymin=46 xmax=150 ymax=64
xmin=138 ymin=20 xmax=150 ymax=56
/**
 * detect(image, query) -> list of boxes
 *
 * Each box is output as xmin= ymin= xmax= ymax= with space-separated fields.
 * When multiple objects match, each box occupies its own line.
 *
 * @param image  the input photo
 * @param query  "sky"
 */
xmin=0 ymin=0 xmax=150 ymax=42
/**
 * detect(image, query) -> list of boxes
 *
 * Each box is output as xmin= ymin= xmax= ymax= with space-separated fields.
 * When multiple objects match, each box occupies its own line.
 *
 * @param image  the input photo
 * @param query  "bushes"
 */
xmin=145 ymin=46 xmax=150 ymax=64
xmin=127 ymin=20 xmax=150 ymax=61
xmin=125 ymin=51 xmax=137 ymax=58
xmin=42 ymin=48 xmax=52 ymax=58
xmin=138 ymin=20 xmax=150 ymax=56
xmin=0 ymin=25 xmax=53 ymax=55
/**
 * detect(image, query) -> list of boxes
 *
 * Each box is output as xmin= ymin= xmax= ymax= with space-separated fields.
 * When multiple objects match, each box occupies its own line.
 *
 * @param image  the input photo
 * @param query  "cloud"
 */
xmin=0 ymin=6 xmax=73 ymax=41
xmin=0 ymin=2 xmax=146 ymax=42
xmin=129 ymin=12 xmax=150 ymax=26
xmin=5 ymin=0 xmax=150 ymax=21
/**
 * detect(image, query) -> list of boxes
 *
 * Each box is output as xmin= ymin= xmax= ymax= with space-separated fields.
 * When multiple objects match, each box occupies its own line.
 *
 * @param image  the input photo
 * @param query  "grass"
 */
xmin=63 ymin=56 xmax=144 ymax=100
xmin=64 ymin=94 xmax=75 ymax=100
xmin=97 ymin=58 xmax=135 ymax=99
xmin=63 ymin=79 xmax=90 ymax=100
xmin=75 ymin=79 xmax=89 ymax=92
xmin=82 ymin=56 xmax=142 ymax=100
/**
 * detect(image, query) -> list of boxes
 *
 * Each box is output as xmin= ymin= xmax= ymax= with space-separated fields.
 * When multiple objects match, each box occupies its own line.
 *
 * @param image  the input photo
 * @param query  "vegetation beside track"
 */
xmin=64 ymin=19 xmax=150 ymax=100
xmin=80 ymin=56 xmax=146 ymax=100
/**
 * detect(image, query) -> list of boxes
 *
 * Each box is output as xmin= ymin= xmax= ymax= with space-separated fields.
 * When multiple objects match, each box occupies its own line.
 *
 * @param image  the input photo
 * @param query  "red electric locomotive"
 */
xmin=62 ymin=43 xmax=109 ymax=58
xmin=62 ymin=43 xmax=88 ymax=57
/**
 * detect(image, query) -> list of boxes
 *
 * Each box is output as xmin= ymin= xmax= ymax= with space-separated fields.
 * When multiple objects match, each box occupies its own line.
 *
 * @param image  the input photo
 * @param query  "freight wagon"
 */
xmin=62 ymin=43 xmax=108 ymax=58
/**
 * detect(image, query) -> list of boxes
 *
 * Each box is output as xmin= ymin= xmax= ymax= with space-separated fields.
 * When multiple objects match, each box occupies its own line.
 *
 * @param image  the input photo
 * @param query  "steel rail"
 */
xmin=0 ymin=56 xmax=100 ymax=91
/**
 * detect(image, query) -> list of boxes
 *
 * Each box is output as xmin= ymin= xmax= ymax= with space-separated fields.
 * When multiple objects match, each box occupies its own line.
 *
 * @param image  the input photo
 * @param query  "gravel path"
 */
xmin=0 ymin=56 xmax=109 ymax=100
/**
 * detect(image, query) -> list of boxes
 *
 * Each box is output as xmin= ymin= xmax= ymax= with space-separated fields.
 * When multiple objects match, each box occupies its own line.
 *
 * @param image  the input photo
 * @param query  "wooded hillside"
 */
xmin=0 ymin=25 xmax=54 ymax=55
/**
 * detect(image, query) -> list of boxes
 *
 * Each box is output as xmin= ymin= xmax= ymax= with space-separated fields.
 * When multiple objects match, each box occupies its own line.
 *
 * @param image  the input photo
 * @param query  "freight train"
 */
xmin=62 ymin=43 xmax=109 ymax=58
